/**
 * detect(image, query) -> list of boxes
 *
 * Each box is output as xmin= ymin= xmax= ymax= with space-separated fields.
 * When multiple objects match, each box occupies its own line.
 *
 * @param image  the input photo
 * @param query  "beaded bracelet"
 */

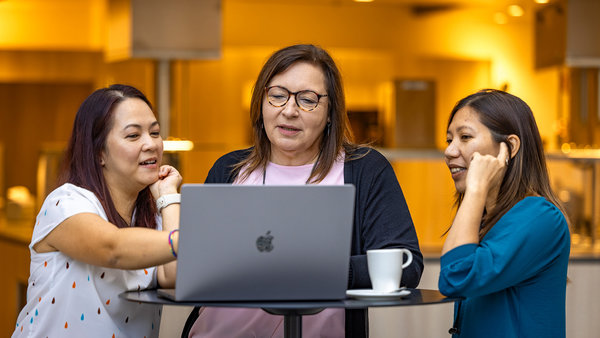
xmin=168 ymin=229 xmax=179 ymax=258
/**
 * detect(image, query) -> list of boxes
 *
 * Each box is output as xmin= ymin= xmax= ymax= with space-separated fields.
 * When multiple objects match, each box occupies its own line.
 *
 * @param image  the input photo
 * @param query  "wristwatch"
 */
xmin=156 ymin=193 xmax=181 ymax=212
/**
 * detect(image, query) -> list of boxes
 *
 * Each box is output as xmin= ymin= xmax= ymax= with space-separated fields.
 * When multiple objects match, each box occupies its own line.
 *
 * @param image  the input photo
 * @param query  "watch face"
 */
xmin=157 ymin=196 xmax=166 ymax=211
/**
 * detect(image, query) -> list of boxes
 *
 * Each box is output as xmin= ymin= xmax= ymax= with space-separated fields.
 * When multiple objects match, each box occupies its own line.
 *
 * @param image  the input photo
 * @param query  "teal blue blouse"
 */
xmin=439 ymin=196 xmax=570 ymax=338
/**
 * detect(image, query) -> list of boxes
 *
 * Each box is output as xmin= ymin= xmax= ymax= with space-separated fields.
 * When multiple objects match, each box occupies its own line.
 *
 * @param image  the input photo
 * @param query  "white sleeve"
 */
xmin=30 ymin=184 xmax=106 ymax=249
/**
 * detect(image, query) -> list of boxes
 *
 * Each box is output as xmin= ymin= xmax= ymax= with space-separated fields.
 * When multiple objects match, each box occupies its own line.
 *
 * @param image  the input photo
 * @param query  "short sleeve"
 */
xmin=30 ymin=184 xmax=106 ymax=249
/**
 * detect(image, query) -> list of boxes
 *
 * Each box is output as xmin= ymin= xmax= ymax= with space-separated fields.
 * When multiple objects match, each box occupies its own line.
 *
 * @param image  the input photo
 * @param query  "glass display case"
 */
xmin=547 ymin=151 xmax=600 ymax=255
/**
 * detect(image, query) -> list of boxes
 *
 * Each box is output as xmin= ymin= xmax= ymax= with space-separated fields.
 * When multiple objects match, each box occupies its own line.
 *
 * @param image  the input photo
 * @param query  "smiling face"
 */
xmin=444 ymin=106 xmax=500 ymax=193
xmin=262 ymin=61 xmax=329 ymax=165
xmin=101 ymin=98 xmax=163 ymax=195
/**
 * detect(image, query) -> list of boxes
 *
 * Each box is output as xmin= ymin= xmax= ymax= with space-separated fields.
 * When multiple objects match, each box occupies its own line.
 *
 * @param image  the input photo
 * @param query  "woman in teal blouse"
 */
xmin=439 ymin=89 xmax=570 ymax=338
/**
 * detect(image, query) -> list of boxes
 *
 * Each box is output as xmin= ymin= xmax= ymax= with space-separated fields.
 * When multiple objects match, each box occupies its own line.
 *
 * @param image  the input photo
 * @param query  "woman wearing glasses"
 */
xmin=182 ymin=44 xmax=423 ymax=338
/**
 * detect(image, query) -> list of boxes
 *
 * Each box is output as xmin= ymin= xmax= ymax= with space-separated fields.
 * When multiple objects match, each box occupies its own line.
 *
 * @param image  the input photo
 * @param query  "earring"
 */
xmin=326 ymin=122 xmax=331 ymax=137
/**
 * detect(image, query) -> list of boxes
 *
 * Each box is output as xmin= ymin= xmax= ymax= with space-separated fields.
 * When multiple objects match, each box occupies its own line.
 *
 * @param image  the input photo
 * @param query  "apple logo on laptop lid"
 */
xmin=256 ymin=231 xmax=274 ymax=252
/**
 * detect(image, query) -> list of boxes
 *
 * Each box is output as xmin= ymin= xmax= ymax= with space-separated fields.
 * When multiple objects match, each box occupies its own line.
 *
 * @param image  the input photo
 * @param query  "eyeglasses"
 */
xmin=265 ymin=86 xmax=328 ymax=112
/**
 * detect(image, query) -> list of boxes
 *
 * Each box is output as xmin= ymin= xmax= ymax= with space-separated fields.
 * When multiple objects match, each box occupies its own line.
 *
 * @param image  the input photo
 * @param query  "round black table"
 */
xmin=120 ymin=288 xmax=459 ymax=338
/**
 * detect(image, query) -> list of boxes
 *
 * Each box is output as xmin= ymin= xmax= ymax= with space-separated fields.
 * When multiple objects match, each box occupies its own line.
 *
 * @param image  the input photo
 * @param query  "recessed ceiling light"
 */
xmin=507 ymin=4 xmax=524 ymax=17
xmin=354 ymin=0 xmax=374 ymax=3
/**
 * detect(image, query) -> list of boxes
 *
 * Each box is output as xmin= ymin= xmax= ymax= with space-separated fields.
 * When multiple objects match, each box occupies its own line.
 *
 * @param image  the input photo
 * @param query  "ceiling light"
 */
xmin=507 ymin=5 xmax=524 ymax=17
xmin=535 ymin=0 xmax=550 ymax=4
xmin=354 ymin=0 xmax=374 ymax=2
xmin=163 ymin=139 xmax=194 ymax=152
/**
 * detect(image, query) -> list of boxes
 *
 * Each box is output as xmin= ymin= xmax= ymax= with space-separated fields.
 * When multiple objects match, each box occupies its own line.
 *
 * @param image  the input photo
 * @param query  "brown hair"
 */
xmin=448 ymin=89 xmax=568 ymax=238
xmin=58 ymin=84 xmax=158 ymax=229
xmin=234 ymin=44 xmax=362 ymax=183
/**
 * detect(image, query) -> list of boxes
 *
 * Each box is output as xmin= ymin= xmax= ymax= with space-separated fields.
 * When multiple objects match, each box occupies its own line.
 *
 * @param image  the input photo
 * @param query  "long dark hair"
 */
xmin=234 ymin=44 xmax=361 ymax=183
xmin=448 ymin=89 xmax=567 ymax=238
xmin=58 ymin=84 xmax=158 ymax=229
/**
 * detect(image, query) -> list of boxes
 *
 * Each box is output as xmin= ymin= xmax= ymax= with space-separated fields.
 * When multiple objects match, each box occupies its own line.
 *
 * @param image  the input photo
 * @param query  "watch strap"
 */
xmin=156 ymin=193 xmax=181 ymax=212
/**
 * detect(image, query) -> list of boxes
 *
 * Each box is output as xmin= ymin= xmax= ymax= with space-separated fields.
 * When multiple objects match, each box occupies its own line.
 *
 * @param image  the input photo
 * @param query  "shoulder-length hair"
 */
xmin=448 ymin=89 xmax=567 ymax=238
xmin=234 ymin=44 xmax=361 ymax=183
xmin=58 ymin=84 xmax=158 ymax=229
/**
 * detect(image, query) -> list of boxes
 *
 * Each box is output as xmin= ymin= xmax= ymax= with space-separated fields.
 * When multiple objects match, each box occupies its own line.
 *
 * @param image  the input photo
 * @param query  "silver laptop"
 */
xmin=161 ymin=184 xmax=355 ymax=302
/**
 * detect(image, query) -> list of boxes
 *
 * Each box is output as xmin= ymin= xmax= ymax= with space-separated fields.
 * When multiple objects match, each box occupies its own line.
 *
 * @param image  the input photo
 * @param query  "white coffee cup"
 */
xmin=367 ymin=248 xmax=413 ymax=293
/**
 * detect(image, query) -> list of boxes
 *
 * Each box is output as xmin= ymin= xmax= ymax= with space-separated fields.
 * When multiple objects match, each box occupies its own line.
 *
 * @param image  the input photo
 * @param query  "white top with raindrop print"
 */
xmin=12 ymin=183 xmax=161 ymax=338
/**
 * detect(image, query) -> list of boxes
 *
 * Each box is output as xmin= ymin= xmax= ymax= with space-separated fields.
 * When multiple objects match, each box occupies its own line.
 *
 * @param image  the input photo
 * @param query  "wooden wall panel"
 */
xmin=391 ymin=160 xmax=455 ymax=251
xmin=0 ymin=83 xmax=94 ymax=198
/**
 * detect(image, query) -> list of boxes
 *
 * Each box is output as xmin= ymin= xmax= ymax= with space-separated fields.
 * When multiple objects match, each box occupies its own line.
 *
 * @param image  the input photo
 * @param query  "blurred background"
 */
xmin=0 ymin=0 xmax=599 ymax=336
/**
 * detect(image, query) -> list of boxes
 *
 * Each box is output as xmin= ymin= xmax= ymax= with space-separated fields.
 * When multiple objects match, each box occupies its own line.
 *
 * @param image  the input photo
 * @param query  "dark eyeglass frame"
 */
xmin=265 ymin=86 xmax=328 ymax=112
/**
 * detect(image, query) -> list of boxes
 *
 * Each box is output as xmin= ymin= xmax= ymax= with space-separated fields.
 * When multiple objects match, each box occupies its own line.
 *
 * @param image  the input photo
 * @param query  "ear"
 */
xmin=506 ymin=134 xmax=520 ymax=159
xmin=100 ymin=152 xmax=106 ymax=167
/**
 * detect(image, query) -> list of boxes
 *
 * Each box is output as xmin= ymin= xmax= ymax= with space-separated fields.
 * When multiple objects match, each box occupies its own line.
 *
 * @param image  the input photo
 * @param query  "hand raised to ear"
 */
xmin=465 ymin=142 xmax=510 ymax=196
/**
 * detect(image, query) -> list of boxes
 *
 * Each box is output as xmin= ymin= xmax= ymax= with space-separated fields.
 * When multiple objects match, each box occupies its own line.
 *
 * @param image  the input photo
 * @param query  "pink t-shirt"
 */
xmin=189 ymin=155 xmax=346 ymax=338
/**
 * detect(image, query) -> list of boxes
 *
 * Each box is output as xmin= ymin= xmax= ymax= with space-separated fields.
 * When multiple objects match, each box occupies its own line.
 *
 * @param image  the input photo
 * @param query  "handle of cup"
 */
xmin=401 ymin=249 xmax=413 ymax=269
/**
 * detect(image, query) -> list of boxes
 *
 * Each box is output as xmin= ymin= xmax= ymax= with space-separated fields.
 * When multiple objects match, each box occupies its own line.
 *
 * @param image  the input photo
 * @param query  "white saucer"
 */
xmin=346 ymin=289 xmax=410 ymax=300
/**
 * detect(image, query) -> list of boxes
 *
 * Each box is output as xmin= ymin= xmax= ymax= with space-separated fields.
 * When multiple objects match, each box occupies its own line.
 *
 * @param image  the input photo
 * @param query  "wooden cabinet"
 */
xmin=565 ymin=68 xmax=600 ymax=148
xmin=0 ymin=222 xmax=32 ymax=337
xmin=393 ymin=79 xmax=436 ymax=149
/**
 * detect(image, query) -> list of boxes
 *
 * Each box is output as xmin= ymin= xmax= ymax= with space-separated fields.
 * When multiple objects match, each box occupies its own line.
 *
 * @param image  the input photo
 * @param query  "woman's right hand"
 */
xmin=465 ymin=142 xmax=509 ymax=196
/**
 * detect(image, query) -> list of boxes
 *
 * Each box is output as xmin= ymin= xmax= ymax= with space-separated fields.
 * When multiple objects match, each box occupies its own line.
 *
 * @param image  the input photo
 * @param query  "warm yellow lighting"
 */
xmin=354 ymin=0 xmax=374 ymax=2
xmin=163 ymin=139 xmax=194 ymax=152
xmin=507 ymin=5 xmax=524 ymax=17
xmin=561 ymin=148 xmax=600 ymax=159
xmin=0 ymin=0 xmax=104 ymax=49
xmin=560 ymin=142 xmax=571 ymax=154
xmin=7 ymin=186 xmax=33 ymax=204
xmin=493 ymin=12 xmax=508 ymax=25
xmin=534 ymin=0 xmax=549 ymax=4
xmin=558 ymin=190 xmax=571 ymax=203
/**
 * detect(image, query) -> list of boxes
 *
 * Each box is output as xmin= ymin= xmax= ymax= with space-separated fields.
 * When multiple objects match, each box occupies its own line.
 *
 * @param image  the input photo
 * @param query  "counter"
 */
xmin=0 ymin=216 xmax=32 ymax=337
xmin=0 ymin=217 xmax=33 ymax=244
xmin=422 ymin=246 xmax=600 ymax=261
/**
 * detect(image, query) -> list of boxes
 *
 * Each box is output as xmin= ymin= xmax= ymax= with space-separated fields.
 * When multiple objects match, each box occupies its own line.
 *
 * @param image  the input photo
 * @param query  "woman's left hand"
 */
xmin=465 ymin=142 xmax=509 ymax=196
xmin=150 ymin=165 xmax=182 ymax=199
xmin=441 ymin=143 xmax=510 ymax=254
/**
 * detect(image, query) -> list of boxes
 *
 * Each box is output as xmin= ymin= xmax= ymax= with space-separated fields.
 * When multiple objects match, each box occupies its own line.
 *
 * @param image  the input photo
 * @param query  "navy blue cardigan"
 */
xmin=183 ymin=147 xmax=423 ymax=338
